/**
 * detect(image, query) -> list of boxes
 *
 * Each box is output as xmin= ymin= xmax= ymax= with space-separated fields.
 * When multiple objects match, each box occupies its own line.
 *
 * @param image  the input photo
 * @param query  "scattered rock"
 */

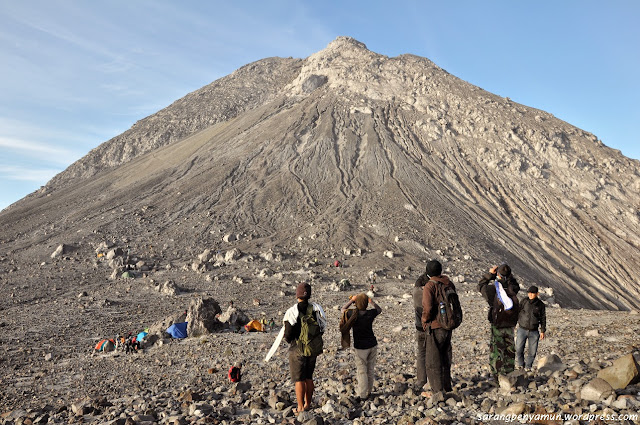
xmin=537 ymin=354 xmax=565 ymax=373
xmin=580 ymin=378 xmax=614 ymax=401
xmin=106 ymin=247 xmax=124 ymax=260
xmin=223 ymin=234 xmax=238 ymax=243
xmin=328 ymin=279 xmax=351 ymax=291
xmin=198 ymin=249 xmax=213 ymax=262
xmin=51 ymin=244 xmax=72 ymax=259
xmin=157 ymin=280 xmax=180 ymax=296
xmin=497 ymin=401 xmax=526 ymax=415
xmin=225 ymin=248 xmax=242 ymax=263
xmin=217 ymin=305 xmax=249 ymax=329
xmin=596 ymin=353 xmax=640 ymax=389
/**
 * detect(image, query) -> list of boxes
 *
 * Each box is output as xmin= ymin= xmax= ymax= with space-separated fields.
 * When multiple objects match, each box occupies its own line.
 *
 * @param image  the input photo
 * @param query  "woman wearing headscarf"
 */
xmin=340 ymin=293 xmax=382 ymax=400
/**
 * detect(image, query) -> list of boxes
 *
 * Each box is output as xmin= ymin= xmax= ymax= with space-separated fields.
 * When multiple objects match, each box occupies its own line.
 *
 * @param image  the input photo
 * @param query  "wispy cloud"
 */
xmin=0 ymin=136 xmax=81 ymax=166
xmin=0 ymin=164 xmax=61 ymax=182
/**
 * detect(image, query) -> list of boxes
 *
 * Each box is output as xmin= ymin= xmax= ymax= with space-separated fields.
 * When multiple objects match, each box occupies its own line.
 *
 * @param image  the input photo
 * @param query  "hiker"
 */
xmin=478 ymin=263 xmax=520 ymax=377
xmin=413 ymin=267 xmax=430 ymax=390
xmin=340 ymin=293 xmax=382 ymax=400
xmin=421 ymin=260 xmax=456 ymax=395
xmin=284 ymin=283 xmax=326 ymax=413
xmin=125 ymin=332 xmax=139 ymax=354
xmin=516 ymin=286 xmax=546 ymax=371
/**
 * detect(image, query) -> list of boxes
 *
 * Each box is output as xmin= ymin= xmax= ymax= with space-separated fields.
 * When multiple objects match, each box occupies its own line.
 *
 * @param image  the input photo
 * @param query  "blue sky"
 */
xmin=1 ymin=1 xmax=638 ymax=211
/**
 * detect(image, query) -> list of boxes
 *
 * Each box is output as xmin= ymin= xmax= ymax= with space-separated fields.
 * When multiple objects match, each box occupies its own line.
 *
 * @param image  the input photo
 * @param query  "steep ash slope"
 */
xmin=1 ymin=37 xmax=639 ymax=310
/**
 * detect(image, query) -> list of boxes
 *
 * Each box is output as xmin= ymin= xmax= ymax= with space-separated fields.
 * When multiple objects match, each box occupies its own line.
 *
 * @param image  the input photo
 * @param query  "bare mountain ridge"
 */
xmin=46 ymin=56 xmax=304 ymax=186
xmin=3 ymin=36 xmax=640 ymax=310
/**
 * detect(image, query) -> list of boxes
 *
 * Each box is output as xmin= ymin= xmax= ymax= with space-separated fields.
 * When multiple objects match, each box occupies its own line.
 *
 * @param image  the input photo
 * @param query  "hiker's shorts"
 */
xmin=289 ymin=350 xmax=317 ymax=382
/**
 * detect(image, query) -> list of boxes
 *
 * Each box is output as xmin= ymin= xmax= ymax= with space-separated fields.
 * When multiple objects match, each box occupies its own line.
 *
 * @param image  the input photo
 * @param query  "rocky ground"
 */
xmin=1 ymin=241 xmax=639 ymax=425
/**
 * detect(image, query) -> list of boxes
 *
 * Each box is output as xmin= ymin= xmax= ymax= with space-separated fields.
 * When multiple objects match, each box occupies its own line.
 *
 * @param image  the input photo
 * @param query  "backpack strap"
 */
xmin=305 ymin=304 xmax=314 ymax=318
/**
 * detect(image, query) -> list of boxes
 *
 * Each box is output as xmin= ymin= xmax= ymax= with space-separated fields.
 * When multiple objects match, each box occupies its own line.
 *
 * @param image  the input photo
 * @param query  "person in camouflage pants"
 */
xmin=478 ymin=264 xmax=520 ymax=378
xmin=489 ymin=325 xmax=516 ymax=375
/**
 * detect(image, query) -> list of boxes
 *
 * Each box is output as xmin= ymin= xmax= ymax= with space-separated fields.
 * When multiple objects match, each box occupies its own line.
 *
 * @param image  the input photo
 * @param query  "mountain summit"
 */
xmin=2 ymin=37 xmax=639 ymax=310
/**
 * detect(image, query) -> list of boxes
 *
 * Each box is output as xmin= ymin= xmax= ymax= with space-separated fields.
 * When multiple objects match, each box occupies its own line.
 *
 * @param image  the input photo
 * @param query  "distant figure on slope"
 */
xmin=283 ymin=283 xmax=326 ymax=413
xmin=516 ymin=286 xmax=546 ymax=371
xmin=340 ymin=293 xmax=382 ymax=400
xmin=478 ymin=263 xmax=520 ymax=378
xmin=124 ymin=332 xmax=139 ymax=354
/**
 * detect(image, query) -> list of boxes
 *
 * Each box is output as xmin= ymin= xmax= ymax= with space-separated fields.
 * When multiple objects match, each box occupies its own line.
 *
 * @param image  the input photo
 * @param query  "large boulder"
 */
xmin=580 ymin=377 xmax=614 ymax=401
xmin=596 ymin=353 xmax=640 ymax=389
xmin=187 ymin=298 xmax=222 ymax=337
xmin=218 ymin=306 xmax=250 ymax=329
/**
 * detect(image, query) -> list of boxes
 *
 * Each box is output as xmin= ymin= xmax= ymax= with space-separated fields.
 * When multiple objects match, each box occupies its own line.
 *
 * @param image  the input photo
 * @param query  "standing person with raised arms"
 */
xmin=340 ymin=292 xmax=382 ymax=400
xmin=478 ymin=263 xmax=520 ymax=379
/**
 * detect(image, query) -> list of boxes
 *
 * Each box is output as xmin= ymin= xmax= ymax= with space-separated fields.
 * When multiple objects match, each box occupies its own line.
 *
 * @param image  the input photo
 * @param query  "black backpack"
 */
xmin=431 ymin=280 xmax=463 ymax=330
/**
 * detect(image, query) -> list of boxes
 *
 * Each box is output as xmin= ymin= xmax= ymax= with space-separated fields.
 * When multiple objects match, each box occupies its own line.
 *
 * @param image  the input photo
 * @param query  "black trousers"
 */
xmin=425 ymin=328 xmax=452 ymax=393
xmin=416 ymin=330 xmax=427 ymax=388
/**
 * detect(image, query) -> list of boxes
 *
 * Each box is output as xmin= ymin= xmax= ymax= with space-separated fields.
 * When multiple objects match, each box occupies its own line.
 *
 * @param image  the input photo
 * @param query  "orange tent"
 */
xmin=244 ymin=320 xmax=264 ymax=332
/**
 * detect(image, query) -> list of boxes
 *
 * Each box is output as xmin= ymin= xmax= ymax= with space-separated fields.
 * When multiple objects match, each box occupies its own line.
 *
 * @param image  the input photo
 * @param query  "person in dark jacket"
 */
xmin=421 ymin=260 xmax=455 ymax=395
xmin=341 ymin=293 xmax=382 ymax=400
xmin=478 ymin=263 xmax=520 ymax=377
xmin=413 ymin=270 xmax=429 ymax=390
xmin=516 ymin=286 xmax=546 ymax=370
xmin=283 ymin=283 xmax=326 ymax=413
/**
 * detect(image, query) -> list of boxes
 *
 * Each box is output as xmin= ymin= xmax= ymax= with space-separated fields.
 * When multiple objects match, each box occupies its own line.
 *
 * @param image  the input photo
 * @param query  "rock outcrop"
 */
xmin=186 ymin=297 xmax=222 ymax=337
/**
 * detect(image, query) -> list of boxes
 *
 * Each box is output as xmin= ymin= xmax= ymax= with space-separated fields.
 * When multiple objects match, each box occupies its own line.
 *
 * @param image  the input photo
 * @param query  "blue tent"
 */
xmin=167 ymin=322 xmax=188 ymax=339
xmin=136 ymin=331 xmax=148 ymax=342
